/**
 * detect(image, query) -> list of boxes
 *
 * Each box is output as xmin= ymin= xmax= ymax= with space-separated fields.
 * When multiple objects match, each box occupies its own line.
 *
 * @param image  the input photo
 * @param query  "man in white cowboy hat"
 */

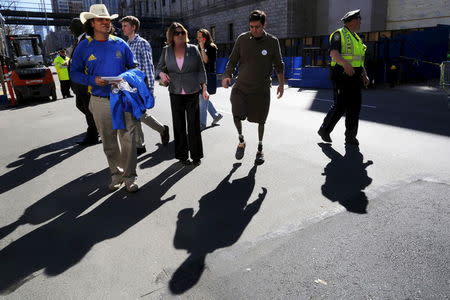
xmin=70 ymin=4 xmax=141 ymax=192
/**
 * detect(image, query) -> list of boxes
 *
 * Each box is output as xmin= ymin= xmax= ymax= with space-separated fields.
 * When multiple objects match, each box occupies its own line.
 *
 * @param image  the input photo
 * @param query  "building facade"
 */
xmin=119 ymin=0 xmax=450 ymax=43
xmin=52 ymin=0 xmax=83 ymax=13
xmin=82 ymin=0 xmax=120 ymax=14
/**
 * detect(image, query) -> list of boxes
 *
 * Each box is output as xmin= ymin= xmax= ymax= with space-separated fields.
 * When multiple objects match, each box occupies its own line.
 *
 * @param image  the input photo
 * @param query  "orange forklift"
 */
xmin=3 ymin=34 xmax=56 ymax=104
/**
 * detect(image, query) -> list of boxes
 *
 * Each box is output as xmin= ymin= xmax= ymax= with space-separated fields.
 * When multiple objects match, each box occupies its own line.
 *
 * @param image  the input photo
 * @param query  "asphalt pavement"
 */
xmin=0 ymin=77 xmax=449 ymax=299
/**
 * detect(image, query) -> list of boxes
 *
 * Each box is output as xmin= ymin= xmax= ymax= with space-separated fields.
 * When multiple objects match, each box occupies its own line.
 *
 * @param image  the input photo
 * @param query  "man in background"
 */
xmin=69 ymin=18 xmax=99 ymax=145
xmin=120 ymin=16 xmax=170 ymax=156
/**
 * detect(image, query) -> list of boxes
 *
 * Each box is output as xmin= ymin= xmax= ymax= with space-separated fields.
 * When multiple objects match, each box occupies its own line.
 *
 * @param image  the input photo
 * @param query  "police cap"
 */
xmin=341 ymin=9 xmax=361 ymax=22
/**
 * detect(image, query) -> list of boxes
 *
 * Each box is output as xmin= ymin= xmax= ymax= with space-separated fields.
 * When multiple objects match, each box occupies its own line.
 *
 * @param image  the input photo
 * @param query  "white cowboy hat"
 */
xmin=80 ymin=4 xmax=118 ymax=24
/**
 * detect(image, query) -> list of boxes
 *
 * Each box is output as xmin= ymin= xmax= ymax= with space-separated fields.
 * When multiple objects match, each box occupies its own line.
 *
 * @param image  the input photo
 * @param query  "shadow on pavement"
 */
xmin=308 ymin=88 xmax=450 ymax=136
xmin=0 ymin=168 xmax=111 ymax=241
xmin=0 ymin=133 xmax=87 ymax=195
xmin=0 ymin=162 xmax=193 ymax=295
xmin=138 ymin=141 xmax=174 ymax=169
xmin=319 ymin=143 xmax=373 ymax=214
xmin=169 ymin=163 xmax=267 ymax=295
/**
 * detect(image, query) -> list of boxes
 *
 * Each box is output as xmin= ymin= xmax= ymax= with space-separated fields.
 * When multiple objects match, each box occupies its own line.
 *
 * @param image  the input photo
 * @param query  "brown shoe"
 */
xmin=235 ymin=142 xmax=246 ymax=160
xmin=108 ymin=176 xmax=123 ymax=191
xmin=125 ymin=180 xmax=139 ymax=193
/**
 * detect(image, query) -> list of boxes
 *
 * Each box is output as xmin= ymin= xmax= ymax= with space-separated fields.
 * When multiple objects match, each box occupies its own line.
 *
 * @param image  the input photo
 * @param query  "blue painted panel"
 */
xmin=288 ymin=66 xmax=332 ymax=88
xmin=216 ymin=57 xmax=228 ymax=74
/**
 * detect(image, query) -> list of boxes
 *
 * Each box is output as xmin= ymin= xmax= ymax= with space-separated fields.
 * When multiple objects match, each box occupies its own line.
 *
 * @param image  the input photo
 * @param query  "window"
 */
xmin=154 ymin=1 xmax=157 ymax=10
xmin=228 ymin=23 xmax=233 ymax=41
xmin=210 ymin=26 xmax=216 ymax=42
xmin=162 ymin=0 xmax=166 ymax=6
xmin=16 ymin=40 xmax=34 ymax=56
xmin=172 ymin=0 xmax=176 ymax=2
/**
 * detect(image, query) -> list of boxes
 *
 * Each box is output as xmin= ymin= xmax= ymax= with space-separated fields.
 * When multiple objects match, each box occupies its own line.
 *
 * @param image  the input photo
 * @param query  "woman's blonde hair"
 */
xmin=197 ymin=28 xmax=217 ymax=49
xmin=166 ymin=22 xmax=189 ymax=47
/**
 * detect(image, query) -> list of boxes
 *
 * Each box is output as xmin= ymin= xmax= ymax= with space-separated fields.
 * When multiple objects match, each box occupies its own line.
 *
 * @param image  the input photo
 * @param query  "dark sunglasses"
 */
xmin=174 ymin=31 xmax=186 ymax=36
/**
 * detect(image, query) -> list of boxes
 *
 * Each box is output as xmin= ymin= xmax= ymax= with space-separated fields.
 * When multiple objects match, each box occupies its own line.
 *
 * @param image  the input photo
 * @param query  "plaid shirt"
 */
xmin=128 ymin=34 xmax=155 ymax=92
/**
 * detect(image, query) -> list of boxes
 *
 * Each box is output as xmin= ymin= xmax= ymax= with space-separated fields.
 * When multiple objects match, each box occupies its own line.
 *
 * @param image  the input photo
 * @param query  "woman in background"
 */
xmin=197 ymin=29 xmax=223 ymax=131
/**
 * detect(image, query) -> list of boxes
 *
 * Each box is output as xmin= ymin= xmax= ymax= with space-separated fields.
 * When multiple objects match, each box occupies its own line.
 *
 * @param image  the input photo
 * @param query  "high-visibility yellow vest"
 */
xmin=330 ymin=27 xmax=367 ymax=67
xmin=53 ymin=55 xmax=70 ymax=81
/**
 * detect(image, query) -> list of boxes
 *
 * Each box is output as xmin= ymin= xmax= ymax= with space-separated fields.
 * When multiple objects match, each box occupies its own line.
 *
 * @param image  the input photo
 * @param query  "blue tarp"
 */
xmin=216 ymin=57 xmax=228 ymax=74
xmin=378 ymin=25 xmax=450 ymax=82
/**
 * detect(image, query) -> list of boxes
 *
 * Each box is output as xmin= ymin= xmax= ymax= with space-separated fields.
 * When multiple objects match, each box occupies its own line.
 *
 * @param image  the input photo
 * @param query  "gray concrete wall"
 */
xmin=315 ymin=0 xmax=329 ymax=36
xmin=316 ymin=0 xmax=378 ymax=35
xmin=386 ymin=0 xmax=450 ymax=30
xmin=286 ymin=0 xmax=317 ymax=38
xmin=185 ymin=0 xmax=289 ymax=43
xmin=370 ymin=0 xmax=388 ymax=31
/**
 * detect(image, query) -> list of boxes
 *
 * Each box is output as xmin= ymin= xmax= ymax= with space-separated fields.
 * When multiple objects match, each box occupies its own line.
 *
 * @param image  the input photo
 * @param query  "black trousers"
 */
xmin=72 ymin=81 xmax=98 ymax=140
xmin=60 ymin=80 xmax=72 ymax=97
xmin=320 ymin=72 xmax=362 ymax=139
xmin=170 ymin=93 xmax=203 ymax=161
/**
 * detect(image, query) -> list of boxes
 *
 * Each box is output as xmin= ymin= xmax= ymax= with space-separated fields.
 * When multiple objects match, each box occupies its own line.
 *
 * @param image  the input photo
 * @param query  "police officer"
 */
xmin=53 ymin=49 xmax=72 ymax=99
xmin=318 ymin=9 xmax=369 ymax=146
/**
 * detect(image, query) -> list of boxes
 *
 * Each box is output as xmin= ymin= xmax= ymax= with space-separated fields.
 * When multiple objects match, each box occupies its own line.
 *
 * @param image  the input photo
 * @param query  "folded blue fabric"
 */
xmin=110 ymin=69 xmax=155 ymax=129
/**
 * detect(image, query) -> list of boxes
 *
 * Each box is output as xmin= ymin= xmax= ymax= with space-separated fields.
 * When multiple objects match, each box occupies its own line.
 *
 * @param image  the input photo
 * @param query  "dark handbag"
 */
xmin=206 ymin=73 xmax=217 ymax=95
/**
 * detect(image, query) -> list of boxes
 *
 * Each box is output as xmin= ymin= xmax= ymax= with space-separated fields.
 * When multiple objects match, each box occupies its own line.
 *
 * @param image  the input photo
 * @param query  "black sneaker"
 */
xmin=345 ymin=137 xmax=359 ymax=145
xmin=212 ymin=114 xmax=223 ymax=125
xmin=161 ymin=125 xmax=170 ymax=145
xmin=318 ymin=129 xmax=332 ymax=143
xmin=137 ymin=146 xmax=147 ymax=156
xmin=192 ymin=159 xmax=201 ymax=166
xmin=254 ymin=151 xmax=265 ymax=165
xmin=235 ymin=142 xmax=246 ymax=160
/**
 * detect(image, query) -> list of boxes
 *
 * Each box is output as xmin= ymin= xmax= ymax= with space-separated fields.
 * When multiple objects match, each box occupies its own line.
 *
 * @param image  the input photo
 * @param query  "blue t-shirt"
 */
xmin=70 ymin=35 xmax=137 ymax=97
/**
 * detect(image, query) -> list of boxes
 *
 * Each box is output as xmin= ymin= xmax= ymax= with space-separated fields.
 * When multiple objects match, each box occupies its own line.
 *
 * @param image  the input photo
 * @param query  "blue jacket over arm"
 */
xmin=110 ymin=69 xmax=155 ymax=129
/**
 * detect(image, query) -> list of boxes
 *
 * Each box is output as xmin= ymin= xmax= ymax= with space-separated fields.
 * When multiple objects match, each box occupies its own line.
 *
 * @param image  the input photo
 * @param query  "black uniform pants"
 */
xmin=72 ymin=81 xmax=98 ymax=140
xmin=169 ymin=93 xmax=203 ymax=161
xmin=320 ymin=74 xmax=362 ymax=139
xmin=60 ymin=80 xmax=72 ymax=97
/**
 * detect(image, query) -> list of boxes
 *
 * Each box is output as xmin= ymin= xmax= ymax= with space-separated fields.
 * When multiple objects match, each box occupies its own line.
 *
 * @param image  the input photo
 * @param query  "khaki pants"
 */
xmin=136 ymin=112 xmax=165 ymax=147
xmin=89 ymin=95 xmax=138 ymax=183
